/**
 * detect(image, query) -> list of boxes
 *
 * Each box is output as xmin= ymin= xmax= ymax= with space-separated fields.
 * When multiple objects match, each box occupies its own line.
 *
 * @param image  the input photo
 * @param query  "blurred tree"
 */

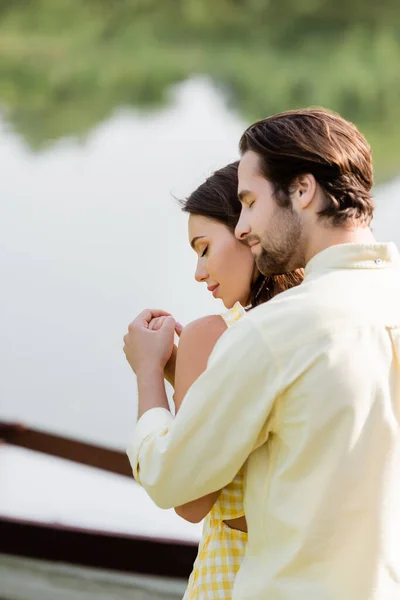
xmin=0 ymin=0 xmax=399 ymax=180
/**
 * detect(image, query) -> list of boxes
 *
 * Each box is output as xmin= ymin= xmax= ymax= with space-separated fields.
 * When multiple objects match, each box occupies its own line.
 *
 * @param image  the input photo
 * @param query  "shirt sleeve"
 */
xmin=126 ymin=318 xmax=282 ymax=509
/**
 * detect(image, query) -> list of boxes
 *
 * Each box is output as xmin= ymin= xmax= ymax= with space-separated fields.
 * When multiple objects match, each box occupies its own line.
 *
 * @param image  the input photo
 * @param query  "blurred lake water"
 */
xmin=1 ymin=77 xmax=399 ymax=451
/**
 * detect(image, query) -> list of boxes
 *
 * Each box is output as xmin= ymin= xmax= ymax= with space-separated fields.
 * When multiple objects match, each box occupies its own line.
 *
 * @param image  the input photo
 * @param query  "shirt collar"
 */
xmin=304 ymin=242 xmax=400 ymax=277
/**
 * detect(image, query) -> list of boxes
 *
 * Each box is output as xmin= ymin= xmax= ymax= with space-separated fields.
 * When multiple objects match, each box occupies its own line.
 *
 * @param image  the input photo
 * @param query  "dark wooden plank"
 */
xmin=0 ymin=422 xmax=132 ymax=477
xmin=0 ymin=516 xmax=197 ymax=579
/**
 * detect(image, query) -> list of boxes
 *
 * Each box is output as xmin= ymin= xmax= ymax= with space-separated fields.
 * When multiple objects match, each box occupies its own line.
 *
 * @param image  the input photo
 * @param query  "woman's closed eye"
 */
xmin=201 ymin=245 xmax=209 ymax=257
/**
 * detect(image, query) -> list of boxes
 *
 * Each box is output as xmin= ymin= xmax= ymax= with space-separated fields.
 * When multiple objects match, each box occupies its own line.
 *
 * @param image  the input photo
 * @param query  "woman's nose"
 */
xmin=195 ymin=260 xmax=208 ymax=283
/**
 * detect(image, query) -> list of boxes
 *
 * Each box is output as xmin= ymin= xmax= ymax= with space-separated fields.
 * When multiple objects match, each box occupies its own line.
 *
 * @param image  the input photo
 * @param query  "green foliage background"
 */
xmin=0 ymin=0 xmax=400 ymax=180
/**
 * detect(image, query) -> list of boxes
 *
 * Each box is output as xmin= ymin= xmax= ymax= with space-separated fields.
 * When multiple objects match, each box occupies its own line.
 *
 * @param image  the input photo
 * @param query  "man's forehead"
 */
xmin=239 ymin=151 xmax=262 ymax=178
xmin=238 ymin=152 xmax=263 ymax=196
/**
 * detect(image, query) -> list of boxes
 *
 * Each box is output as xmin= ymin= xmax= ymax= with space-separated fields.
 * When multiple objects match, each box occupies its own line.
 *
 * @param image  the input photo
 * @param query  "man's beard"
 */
xmin=255 ymin=209 xmax=302 ymax=276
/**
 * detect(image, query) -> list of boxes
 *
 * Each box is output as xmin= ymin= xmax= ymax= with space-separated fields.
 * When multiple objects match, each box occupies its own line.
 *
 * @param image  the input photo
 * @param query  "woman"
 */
xmin=150 ymin=162 xmax=303 ymax=599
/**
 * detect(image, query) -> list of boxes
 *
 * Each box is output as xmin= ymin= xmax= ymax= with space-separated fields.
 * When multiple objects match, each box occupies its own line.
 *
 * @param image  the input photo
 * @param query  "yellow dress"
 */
xmin=183 ymin=302 xmax=247 ymax=600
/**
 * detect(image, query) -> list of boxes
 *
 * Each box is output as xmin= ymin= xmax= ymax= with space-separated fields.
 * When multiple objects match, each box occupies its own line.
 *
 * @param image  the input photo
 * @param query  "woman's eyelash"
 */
xmin=248 ymin=200 xmax=255 ymax=208
xmin=201 ymin=246 xmax=208 ymax=257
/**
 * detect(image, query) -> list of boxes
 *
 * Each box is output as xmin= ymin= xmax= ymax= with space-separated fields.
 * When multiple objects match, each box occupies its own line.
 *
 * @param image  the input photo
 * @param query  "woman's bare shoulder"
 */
xmin=173 ymin=315 xmax=228 ymax=410
xmin=179 ymin=314 xmax=227 ymax=347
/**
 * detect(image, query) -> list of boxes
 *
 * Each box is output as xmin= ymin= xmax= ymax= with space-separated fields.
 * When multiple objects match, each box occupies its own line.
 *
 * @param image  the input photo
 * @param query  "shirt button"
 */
xmin=375 ymin=259 xmax=383 ymax=265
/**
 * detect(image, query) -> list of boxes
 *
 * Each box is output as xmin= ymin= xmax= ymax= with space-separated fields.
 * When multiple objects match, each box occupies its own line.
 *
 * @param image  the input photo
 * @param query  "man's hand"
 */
xmin=123 ymin=309 xmax=180 ymax=377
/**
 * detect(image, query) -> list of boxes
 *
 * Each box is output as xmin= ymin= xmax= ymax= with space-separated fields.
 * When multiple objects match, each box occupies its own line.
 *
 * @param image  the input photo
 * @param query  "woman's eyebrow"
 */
xmin=190 ymin=235 xmax=206 ymax=250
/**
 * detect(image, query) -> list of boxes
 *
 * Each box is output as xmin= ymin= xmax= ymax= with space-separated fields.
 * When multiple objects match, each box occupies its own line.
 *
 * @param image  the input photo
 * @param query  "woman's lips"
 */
xmin=212 ymin=285 xmax=220 ymax=298
xmin=208 ymin=284 xmax=220 ymax=297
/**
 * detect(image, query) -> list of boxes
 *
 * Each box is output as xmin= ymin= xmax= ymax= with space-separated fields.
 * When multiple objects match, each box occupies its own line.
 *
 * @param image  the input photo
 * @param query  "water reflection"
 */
xmin=1 ymin=78 xmax=399 ymax=450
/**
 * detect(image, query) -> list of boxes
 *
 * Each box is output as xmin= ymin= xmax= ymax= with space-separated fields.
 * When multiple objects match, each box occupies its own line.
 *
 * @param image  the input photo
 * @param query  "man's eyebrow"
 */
xmin=190 ymin=235 xmax=205 ymax=250
xmin=238 ymin=189 xmax=252 ymax=203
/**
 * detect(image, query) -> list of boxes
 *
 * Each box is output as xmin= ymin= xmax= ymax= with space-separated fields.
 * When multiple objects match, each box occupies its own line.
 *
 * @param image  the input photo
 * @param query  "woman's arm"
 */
xmin=147 ymin=319 xmax=182 ymax=388
xmin=172 ymin=315 xmax=227 ymax=523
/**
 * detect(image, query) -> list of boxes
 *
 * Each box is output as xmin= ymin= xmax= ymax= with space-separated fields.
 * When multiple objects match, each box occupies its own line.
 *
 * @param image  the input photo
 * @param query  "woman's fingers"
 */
xmin=149 ymin=316 xmax=167 ymax=331
xmin=138 ymin=309 xmax=172 ymax=329
xmin=135 ymin=310 xmax=182 ymax=335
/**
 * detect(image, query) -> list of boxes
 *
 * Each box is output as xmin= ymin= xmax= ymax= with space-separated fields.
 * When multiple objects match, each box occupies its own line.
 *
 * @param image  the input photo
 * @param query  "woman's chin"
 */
xmin=222 ymin=298 xmax=238 ymax=310
xmin=220 ymin=295 xmax=232 ymax=309
xmin=221 ymin=290 xmax=248 ymax=310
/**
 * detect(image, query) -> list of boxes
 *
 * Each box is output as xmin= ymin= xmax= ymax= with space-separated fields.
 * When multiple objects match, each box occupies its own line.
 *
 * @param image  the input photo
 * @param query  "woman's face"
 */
xmin=188 ymin=214 xmax=255 ymax=309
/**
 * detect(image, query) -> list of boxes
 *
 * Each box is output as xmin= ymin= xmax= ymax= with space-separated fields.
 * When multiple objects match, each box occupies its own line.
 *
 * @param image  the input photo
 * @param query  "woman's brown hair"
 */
xmin=181 ymin=162 xmax=304 ymax=307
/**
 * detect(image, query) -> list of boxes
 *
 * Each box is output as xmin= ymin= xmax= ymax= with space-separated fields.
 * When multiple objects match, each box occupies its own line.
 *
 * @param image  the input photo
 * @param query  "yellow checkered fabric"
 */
xmin=219 ymin=301 xmax=246 ymax=328
xmin=183 ymin=468 xmax=247 ymax=600
xmin=183 ymin=303 xmax=247 ymax=600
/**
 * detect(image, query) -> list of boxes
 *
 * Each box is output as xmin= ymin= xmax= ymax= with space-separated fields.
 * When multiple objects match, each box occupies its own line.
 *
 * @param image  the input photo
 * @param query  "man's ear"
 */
xmin=291 ymin=174 xmax=316 ymax=211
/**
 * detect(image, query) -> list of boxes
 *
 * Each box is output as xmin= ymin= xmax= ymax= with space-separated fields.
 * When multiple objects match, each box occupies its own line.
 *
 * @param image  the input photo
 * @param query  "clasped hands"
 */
xmin=123 ymin=309 xmax=183 ymax=385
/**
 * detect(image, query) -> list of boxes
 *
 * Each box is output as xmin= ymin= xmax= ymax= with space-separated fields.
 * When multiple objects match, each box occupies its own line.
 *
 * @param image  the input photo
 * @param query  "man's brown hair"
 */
xmin=239 ymin=108 xmax=374 ymax=226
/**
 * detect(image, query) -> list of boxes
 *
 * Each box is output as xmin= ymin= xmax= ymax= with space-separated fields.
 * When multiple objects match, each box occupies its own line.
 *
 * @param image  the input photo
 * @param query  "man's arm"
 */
xmin=172 ymin=315 xmax=227 ymax=522
xmin=127 ymin=318 xmax=282 ymax=509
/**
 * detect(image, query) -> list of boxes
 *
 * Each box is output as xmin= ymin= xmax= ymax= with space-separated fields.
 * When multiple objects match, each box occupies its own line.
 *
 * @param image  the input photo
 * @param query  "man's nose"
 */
xmin=235 ymin=211 xmax=251 ymax=241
